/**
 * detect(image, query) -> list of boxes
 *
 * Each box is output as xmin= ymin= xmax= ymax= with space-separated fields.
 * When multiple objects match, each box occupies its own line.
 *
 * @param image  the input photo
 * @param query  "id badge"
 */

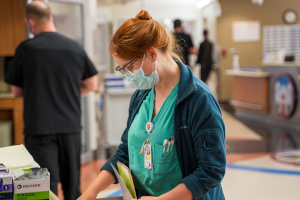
xmin=144 ymin=144 xmax=153 ymax=170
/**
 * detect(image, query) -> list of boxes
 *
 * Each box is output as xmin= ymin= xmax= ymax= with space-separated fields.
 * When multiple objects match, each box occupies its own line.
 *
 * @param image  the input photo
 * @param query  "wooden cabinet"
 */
xmin=0 ymin=98 xmax=24 ymax=145
xmin=0 ymin=0 xmax=27 ymax=56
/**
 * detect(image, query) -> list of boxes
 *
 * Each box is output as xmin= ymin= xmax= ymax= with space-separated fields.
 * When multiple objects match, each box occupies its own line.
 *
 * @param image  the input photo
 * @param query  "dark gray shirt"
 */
xmin=5 ymin=32 xmax=98 ymax=135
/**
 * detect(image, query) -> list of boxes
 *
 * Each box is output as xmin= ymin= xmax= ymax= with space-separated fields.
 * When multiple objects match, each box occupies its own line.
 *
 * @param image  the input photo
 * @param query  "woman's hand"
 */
xmin=77 ymin=187 xmax=97 ymax=200
xmin=77 ymin=170 xmax=115 ymax=200
xmin=130 ymin=183 xmax=192 ymax=200
xmin=132 ymin=197 xmax=160 ymax=200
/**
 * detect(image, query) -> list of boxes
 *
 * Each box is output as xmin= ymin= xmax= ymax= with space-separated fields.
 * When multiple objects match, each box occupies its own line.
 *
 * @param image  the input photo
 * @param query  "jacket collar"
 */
xmin=135 ymin=61 xmax=196 ymax=104
xmin=176 ymin=61 xmax=196 ymax=105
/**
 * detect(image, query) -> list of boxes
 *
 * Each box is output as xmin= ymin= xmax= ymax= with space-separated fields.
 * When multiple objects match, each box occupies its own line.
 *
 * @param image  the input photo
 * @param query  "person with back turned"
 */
xmin=5 ymin=1 xmax=98 ymax=199
xmin=197 ymin=29 xmax=214 ymax=83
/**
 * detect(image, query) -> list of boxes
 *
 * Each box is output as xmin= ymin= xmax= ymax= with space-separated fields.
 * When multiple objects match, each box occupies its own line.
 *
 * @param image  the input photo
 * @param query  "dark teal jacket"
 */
xmin=102 ymin=61 xmax=226 ymax=200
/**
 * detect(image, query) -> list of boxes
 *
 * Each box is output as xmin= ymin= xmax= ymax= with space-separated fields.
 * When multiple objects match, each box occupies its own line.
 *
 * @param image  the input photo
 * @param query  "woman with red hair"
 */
xmin=78 ymin=10 xmax=226 ymax=200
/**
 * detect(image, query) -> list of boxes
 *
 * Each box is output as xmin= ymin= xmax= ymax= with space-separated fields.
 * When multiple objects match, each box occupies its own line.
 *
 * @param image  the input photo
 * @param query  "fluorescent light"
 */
xmin=196 ymin=0 xmax=211 ymax=9
xmin=257 ymin=0 xmax=264 ymax=5
xmin=252 ymin=0 xmax=264 ymax=5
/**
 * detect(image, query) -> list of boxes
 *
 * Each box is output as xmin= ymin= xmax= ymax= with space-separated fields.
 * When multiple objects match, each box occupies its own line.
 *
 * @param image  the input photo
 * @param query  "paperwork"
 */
xmin=110 ymin=162 xmax=136 ymax=200
xmin=0 ymin=145 xmax=39 ymax=170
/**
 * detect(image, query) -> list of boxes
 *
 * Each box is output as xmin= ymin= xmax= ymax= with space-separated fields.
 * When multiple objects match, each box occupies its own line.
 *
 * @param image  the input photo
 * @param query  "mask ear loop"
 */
xmin=141 ymin=53 xmax=146 ymax=69
xmin=153 ymin=54 xmax=157 ymax=71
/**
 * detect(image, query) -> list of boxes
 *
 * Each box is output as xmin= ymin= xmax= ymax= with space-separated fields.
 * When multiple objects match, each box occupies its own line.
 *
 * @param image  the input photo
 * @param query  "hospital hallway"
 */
xmin=58 ymin=105 xmax=300 ymax=200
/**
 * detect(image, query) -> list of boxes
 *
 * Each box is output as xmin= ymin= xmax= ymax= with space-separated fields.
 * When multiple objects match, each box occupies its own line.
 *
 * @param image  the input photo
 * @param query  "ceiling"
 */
xmin=97 ymin=0 xmax=204 ymax=6
xmin=97 ymin=0 xmax=138 ymax=6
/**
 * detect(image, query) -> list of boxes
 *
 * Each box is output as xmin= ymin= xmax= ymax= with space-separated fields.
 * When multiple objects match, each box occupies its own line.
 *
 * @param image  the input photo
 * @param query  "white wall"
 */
xmin=199 ymin=2 xmax=219 ymax=98
xmin=97 ymin=0 xmax=220 ymax=58
xmin=98 ymin=0 xmax=203 ymax=46
xmin=201 ymin=3 xmax=217 ymax=43
xmin=98 ymin=0 xmax=200 ymax=20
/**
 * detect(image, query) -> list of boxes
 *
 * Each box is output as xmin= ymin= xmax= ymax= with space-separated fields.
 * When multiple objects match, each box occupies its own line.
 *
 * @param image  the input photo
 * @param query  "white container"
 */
xmin=0 ymin=121 xmax=12 ymax=147
xmin=232 ymin=55 xmax=240 ymax=71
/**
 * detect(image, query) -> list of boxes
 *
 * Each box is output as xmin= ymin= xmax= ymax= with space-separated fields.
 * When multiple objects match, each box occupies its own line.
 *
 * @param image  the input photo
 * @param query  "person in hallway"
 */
xmin=173 ymin=19 xmax=198 ymax=67
xmin=197 ymin=29 xmax=214 ymax=83
xmin=5 ymin=1 xmax=98 ymax=199
xmin=78 ymin=10 xmax=225 ymax=200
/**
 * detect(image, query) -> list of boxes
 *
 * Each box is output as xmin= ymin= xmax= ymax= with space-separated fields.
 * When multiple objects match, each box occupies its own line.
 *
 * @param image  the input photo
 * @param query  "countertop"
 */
xmin=106 ymin=87 xmax=136 ymax=95
xmin=0 ymin=93 xmax=14 ymax=98
xmin=262 ymin=61 xmax=300 ymax=67
xmin=226 ymin=70 xmax=270 ymax=78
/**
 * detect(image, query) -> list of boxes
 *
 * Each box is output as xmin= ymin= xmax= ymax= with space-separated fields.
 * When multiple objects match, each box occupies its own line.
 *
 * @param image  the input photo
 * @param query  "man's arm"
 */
xmin=188 ymin=47 xmax=198 ymax=55
xmin=11 ymin=85 xmax=23 ymax=97
xmin=186 ymin=34 xmax=198 ymax=55
xmin=81 ymin=75 xmax=98 ymax=95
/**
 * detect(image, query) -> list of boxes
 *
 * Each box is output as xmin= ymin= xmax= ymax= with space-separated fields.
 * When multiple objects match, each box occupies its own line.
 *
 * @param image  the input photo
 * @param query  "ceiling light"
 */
xmin=196 ymin=0 xmax=211 ymax=9
xmin=252 ymin=0 xmax=264 ymax=6
xmin=163 ymin=18 xmax=171 ymax=26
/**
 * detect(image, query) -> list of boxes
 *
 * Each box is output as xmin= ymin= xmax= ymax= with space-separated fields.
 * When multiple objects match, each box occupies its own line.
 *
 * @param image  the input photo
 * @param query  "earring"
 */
xmin=153 ymin=55 xmax=157 ymax=61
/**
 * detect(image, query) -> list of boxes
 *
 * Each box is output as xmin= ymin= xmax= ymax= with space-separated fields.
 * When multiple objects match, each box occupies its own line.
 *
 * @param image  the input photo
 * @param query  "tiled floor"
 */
xmin=222 ymin=106 xmax=300 ymax=200
xmin=58 ymin=106 xmax=300 ymax=200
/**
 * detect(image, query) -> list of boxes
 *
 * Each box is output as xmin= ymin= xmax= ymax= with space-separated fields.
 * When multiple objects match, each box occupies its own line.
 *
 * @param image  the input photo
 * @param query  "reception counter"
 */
xmin=226 ymin=70 xmax=270 ymax=114
xmin=228 ymin=64 xmax=300 ymax=132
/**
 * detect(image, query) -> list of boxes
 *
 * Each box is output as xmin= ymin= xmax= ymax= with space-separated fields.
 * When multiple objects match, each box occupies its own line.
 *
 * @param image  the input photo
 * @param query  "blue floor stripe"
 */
xmin=226 ymin=164 xmax=300 ymax=176
xmin=106 ymin=188 xmax=122 ymax=197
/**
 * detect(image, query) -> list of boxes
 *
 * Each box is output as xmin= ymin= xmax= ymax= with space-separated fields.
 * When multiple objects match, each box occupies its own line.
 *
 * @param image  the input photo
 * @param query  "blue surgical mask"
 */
xmin=126 ymin=54 xmax=160 ymax=90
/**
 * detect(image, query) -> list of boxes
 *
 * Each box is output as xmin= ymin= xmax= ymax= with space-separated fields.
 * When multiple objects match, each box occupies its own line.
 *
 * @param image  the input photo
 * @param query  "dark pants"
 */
xmin=201 ymin=64 xmax=212 ymax=83
xmin=25 ymin=132 xmax=81 ymax=200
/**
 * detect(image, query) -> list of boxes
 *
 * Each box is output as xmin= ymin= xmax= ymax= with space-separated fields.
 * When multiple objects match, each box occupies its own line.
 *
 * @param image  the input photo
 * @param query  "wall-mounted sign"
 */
xmin=232 ymin=21 xmax=261 ymax=42
xmin=273 ymin=74 xmax=297 ymax=118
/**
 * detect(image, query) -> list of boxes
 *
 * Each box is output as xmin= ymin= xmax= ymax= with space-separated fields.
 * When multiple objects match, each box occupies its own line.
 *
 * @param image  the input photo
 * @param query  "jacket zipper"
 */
xmin=173 ymin=87 xmax=196 ymax=174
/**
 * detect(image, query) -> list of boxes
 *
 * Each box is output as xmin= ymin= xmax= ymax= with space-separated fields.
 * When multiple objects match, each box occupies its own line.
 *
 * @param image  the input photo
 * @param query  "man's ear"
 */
xmin=28 ymin=18 xmax=35 ymax=28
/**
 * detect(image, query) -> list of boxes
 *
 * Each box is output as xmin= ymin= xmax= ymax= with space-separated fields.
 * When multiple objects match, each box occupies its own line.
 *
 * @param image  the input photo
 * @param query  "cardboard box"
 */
xmin=12 ymin=168 xmax=50 ymax=200
xmin=0 ymin=164 xmax=13 ymax=200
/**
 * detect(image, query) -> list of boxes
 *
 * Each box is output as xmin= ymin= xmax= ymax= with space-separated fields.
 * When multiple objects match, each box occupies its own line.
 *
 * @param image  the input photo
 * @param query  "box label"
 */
xmin=14 ymin=191 xmax=49 ymax=200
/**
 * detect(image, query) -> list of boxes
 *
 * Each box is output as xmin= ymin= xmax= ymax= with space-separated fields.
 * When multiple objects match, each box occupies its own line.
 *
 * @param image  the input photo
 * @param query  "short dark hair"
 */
xmin=174 ymin=19 xmax=182 ymax=28
xmin=25 ymin=0 xmax=52 ymax=23
xmin=203 ymin=29 xmax=208 ymax=35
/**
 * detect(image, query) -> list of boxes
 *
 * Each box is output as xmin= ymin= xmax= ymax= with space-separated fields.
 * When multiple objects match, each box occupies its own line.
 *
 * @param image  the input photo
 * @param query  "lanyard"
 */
xmin=139 ymin=90 xmax=155 ymax=154
xmin=139 ymin=121 xmax=154 ymax=155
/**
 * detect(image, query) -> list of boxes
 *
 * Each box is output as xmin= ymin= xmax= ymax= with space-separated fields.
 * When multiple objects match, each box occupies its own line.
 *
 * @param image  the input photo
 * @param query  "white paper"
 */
xmin=0 ymin=145 xmax=39 ymax=170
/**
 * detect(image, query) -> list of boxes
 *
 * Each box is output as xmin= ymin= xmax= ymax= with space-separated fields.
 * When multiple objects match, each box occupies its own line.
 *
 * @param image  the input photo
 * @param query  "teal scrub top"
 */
xmin=128 ymin=84 xmax=182 ymax=198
